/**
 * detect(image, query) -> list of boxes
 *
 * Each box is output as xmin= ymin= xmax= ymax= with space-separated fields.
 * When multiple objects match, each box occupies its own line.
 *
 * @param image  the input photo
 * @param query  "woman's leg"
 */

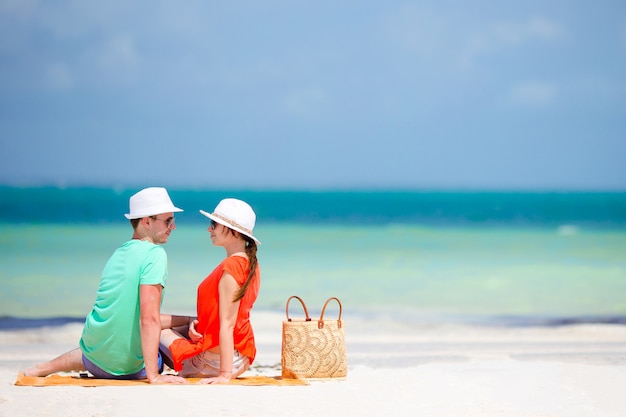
xmin=186 ymin=350 xmax=250 ymax=380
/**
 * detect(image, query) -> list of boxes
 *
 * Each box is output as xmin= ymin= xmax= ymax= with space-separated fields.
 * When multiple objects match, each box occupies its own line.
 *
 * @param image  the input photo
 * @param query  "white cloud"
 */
xmin=527 ymin=17 xmax=563 ymax=40
xmin=282 ymin=87 xmax=330 ymax=117
xmin=69 ymin=34 xmax=139 ymax=87
xmin=509 ymin=81 xmax=556 ymax=106
xmin=0 ymin=0 xmax=37 ymax=20
xmin=492 ymin=17 xmax=563 ymax=45
xmin=36 ymin=34 xmax=138 ymax=90
xmin=382 ymin=5 xmax=444 ymax=53
xmin=94 ymin=35 xmax=137 ymax=71
xmin=458 ymin=35 xmax=489 ymax=70
xmin=563 ymin=77 xmax=626 ymax=99
xmin=42 ymin=62 xmax=73 ymax=90
xmin=460 ymin=16 xmax=564 ymax=68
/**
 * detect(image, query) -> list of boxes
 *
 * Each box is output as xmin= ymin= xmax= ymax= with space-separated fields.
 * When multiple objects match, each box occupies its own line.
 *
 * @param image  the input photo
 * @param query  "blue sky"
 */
xmin=1 ymin=1 xmax=625 ymax=190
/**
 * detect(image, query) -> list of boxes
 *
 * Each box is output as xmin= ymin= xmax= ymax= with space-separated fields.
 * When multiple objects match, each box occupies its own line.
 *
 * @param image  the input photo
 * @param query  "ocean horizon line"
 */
xmin=1 ymin=182 xmax=626 ymax=193
xmin=2 ymin=185 xmax=626 ymax=228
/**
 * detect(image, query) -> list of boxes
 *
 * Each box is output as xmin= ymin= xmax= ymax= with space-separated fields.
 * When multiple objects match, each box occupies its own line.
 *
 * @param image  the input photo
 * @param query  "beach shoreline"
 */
xmin=2 ymin=311 xmax=626 ymax=416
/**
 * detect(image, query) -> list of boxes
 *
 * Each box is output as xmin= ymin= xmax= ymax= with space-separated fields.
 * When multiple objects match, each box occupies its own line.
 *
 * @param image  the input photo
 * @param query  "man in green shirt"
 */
xmin=24 ymin=187 xmax=187 ymax=384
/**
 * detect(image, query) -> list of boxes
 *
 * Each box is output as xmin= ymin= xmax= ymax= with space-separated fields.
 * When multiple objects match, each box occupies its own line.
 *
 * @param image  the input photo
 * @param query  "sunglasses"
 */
xmin=150 ymin=216 xmax=175 ymax=229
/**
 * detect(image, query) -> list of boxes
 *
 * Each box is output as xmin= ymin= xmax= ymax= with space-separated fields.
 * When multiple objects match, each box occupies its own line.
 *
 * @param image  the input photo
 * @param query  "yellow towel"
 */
xmin=15 ymin=372 xmax=308 ymax=387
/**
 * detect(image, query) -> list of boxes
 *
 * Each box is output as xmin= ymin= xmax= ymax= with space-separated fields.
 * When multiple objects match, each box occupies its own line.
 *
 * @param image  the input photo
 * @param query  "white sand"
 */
xmin=2 ymin=311 xmax=626 ymax=417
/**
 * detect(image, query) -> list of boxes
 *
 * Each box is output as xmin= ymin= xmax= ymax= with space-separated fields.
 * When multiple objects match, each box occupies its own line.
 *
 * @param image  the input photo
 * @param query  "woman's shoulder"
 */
xmin=223 ymin=254 xmax=249 ymax=268
xmin=222 ymin=255 xmax=251 ymax=279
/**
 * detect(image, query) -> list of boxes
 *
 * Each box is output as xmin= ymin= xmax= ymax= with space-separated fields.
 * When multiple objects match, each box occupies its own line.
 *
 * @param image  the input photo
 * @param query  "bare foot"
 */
xmin=22 ymin=365 xmax=48 ymax=377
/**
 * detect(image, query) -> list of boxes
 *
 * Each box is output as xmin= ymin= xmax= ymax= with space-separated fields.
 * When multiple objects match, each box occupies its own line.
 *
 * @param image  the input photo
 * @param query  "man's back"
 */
xmin=79 ymin=239 xmax=167 ymax=375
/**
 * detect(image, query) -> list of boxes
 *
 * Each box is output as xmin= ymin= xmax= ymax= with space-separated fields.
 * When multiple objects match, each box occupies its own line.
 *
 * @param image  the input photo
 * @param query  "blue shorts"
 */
xmin=82 ymin=353 xmax=164 ymax=380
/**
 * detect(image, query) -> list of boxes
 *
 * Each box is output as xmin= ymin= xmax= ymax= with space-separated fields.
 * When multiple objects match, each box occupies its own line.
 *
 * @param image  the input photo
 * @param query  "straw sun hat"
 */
xmin=124 ymin=187 xmax=183 ymax=219
xmin=200 ymin=198 xmax=260 ymax=245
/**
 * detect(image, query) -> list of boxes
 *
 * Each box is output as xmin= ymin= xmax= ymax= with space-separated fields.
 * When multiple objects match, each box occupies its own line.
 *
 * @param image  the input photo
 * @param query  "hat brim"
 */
xmin=124 ymin=206 xmax=184 ymax=220
xmin=199 ymin=209 xmax=261 ymax=245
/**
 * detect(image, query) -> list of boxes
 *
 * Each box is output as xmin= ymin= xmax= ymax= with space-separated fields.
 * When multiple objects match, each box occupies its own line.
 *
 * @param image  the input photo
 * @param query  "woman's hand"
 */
xmin=196 ymin=372 xmax=231 ymax=385
xmin=188 ymin=319 xmax=202 ymax=343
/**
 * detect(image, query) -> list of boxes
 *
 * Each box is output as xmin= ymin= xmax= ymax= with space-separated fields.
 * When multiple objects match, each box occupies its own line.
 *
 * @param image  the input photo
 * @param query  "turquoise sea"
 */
xmin=1 ymin=186 xmax=626 ymax=328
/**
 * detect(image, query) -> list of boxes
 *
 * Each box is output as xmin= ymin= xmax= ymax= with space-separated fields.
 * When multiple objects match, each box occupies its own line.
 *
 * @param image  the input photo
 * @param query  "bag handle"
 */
xmin=285 ymin=295 xmax=311 ymax=322
xmin=318 ymin=297 xmax=342 ymax=329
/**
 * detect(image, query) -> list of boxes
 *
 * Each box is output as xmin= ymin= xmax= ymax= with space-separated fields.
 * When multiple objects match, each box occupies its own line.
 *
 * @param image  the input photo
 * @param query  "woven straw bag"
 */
xmin=281 ymin=296 xmax=347 ymax=379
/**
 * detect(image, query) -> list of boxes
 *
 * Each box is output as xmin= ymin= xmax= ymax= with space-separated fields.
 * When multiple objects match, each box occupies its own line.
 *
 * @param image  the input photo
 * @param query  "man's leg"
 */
xmin=23 ymin=347 xmax=84 ymax=377
xmin=159 ymin=328 xmax=186 ymax=370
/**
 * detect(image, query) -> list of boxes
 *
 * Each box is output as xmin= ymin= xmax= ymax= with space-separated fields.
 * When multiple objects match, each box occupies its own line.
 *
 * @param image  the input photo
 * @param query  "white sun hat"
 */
xmin=124 ymin=187 xmax=183 ymax=219
xmin=200 ymin=198 xmax=260 ymax=244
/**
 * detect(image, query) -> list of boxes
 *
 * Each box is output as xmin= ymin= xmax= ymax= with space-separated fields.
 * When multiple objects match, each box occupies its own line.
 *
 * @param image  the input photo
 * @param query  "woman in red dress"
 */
xmin=160 ymin=198 xmax=261 ymax=384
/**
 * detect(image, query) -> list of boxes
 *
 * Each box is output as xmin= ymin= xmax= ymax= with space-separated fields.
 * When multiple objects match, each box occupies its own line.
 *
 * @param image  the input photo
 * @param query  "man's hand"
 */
xmin=149 ymin=374 xmax=189 ymax=384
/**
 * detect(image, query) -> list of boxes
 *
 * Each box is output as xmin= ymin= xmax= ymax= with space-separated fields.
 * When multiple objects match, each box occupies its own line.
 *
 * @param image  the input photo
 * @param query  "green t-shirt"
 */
xmin=80 ymin=239 xmax=168 ymax=375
